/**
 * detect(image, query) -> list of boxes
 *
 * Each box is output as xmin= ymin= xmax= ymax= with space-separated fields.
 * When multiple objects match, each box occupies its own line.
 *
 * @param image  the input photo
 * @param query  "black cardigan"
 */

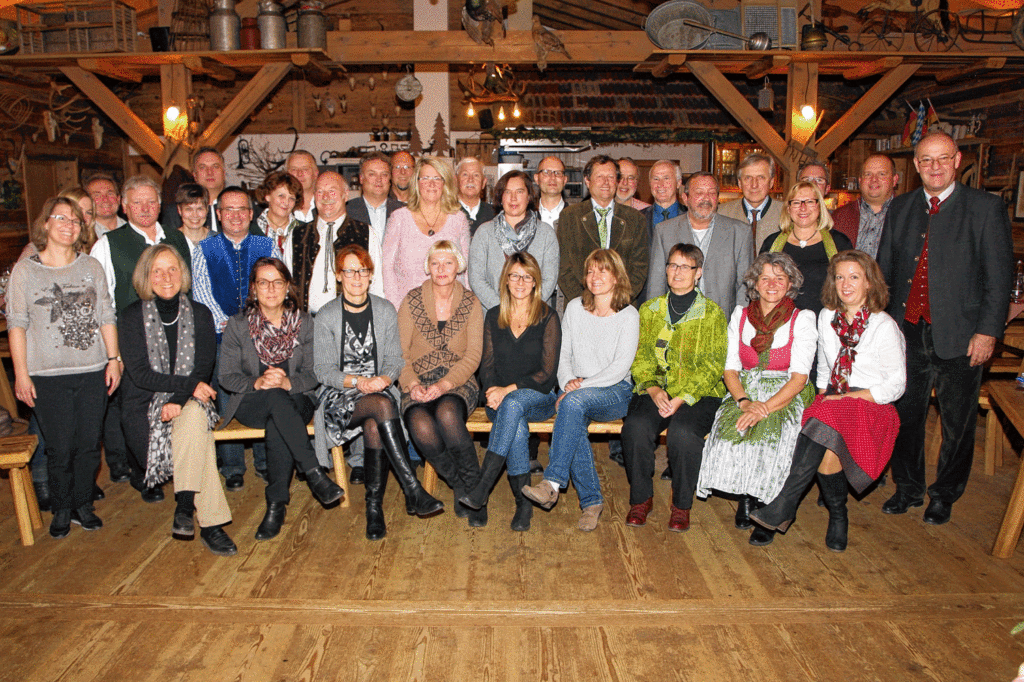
xmin=479 ymin=304 xmax=560 ymax=395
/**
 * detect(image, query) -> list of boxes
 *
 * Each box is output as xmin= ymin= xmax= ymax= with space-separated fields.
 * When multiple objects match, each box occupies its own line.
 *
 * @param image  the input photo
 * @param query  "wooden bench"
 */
xmin=213 ymin=420 xmax=351 ymax=508
xmin=421 ymin=407 xmax=627 ymax=495
xmin=0 ymin=434 xmax=42 ymax=545
xmin=986 ymin=380 xmax=1024 ymax=557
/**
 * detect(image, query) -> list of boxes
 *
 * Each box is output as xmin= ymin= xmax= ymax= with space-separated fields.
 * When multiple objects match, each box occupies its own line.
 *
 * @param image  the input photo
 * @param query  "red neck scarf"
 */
xmin=746 ymin=297 xmax=795 ymax=355
xmin=828 ymin=305 xmax=870 ymax=394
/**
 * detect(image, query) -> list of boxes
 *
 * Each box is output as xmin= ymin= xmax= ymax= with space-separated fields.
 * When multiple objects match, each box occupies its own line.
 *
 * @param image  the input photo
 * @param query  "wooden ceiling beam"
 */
xmin=935 ymin=56 xmax=1007 ymax=84
xmin=815 ymin=63 xmax=921 ymax=158
xmin=181 ymin=56 xmax=236 ymax=82
xmin=648 ymin=54 xmax=687 ymax=78
xmin=744 ymin=55 xmax=791 ymax=80
xmin=685 ymin=61 xmax=788 ymax=164
xmin=842 ymin=56 xmax=903 ymax=81
xmin=76 ymin=58 xmax=143 ymax=83
xmin=59 ymin=65 xmax=164 ymax=165
xmin=197 ymin=62 xmax=291 ymax=149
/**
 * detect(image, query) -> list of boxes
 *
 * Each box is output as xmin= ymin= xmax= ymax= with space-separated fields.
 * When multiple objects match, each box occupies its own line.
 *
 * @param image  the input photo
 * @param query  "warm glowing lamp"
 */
xmin=467 ymin=102 xmax=475 ymax=117
xmin=512 ymin=103 xmax=521 ymax=118
xmin=165 ymin=106 xmax=181 ymax=122
xmin=498 ymin=106 xmax=506 ymax=121
xmin=801 ymin=104 xmax=815 ymax=120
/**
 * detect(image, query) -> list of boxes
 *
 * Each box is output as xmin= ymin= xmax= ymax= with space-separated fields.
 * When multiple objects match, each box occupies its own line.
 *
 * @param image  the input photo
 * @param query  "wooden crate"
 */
xmin=16 ymin=0 xmax=136 ymax=54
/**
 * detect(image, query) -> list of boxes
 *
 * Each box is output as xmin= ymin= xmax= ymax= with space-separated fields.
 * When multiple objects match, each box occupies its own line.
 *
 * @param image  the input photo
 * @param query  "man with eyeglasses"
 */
xmin=191 ymin=187 xmax=280 ymax=492
xmin=648 ymin=171 xmax=753 ymax=316
xmin=90 ymin=175 xmax=192 ymax=499
xmin=286 ymin=171 xmax=374 ymax=311
xmin=719 ymin=153 xmax=782 ymax=248
xmin=536 ymin=156 xmax=568 ymax=229
xmin=797 ymin=161 xmax=831 ymax=206
xmin=831 ymin=154 xmax=899 ymax=259
xmin=286 ymin=150 xmax=320 ymax=223
xmin=390 ymin=150 xmax=415 ymax=204
xmin=615 ymin=158 xmax=650 ymax=211
xmin=877 ymin=131 xmax=1012 ymax=525
xmin=456 ymin=156 xmax=495 ymax=236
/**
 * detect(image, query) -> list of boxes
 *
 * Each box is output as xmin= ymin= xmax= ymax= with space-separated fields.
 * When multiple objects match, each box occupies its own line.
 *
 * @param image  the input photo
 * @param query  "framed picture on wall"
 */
xmin=1017 ymin=172 xmax=1024 ymax=220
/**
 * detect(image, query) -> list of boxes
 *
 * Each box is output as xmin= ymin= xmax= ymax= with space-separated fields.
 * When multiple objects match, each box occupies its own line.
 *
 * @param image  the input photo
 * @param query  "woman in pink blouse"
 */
xmin=381 ymin=156 xmax=471 ymax=308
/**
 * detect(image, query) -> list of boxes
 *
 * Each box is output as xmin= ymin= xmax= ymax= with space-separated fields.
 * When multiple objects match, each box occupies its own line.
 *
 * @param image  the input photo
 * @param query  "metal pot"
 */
xmin=801 ymin=23 xmax=828 ymax=51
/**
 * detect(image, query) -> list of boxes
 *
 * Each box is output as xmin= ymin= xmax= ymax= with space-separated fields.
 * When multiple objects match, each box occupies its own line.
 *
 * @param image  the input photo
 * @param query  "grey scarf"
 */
xmin=492 ymin=210 xmax=539 ymax=256
xmin=141 ymin=295 xmax=218 ymax=487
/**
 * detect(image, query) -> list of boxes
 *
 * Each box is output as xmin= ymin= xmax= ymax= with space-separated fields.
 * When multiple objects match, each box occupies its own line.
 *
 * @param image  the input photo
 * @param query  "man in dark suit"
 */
xmin=647 ymin=172 xmax=753 ymax=315
xmin=557 ymin=155 xmax=648 ymax=305
xmin=160 ymin=147 xmax=226 ymax=233
xmin=456 ymin=156 xmax=495 ymax=236
xmin=877 ymin=132 xmax=1012 ymax=525
xmin=831 ymin=154 xmax=899 ymax=258
xmin=640 ymin=160 xmax=686 ymax=300
xmin=346 ymin=151 xmax=404 ymax=256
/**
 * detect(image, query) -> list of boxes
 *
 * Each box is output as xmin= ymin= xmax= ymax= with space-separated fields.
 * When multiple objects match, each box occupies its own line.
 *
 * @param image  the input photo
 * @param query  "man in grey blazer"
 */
xmin=648 ymin=171 xmax=754 ymax=316
xmin=346 ymin=151 xmax=405 ymax=240
xmin=718 ymin=152 xmax=783 ymax=250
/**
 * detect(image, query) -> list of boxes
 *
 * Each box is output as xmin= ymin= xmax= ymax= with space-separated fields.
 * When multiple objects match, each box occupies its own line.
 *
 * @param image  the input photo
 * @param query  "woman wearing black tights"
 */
xmin=397 ymin=241 xmax=485 ymax=526
xmin=315 ymin=245 xmax=443 ymax=540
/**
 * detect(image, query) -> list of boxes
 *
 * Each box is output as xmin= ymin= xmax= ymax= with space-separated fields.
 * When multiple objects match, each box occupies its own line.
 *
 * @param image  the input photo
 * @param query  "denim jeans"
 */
xmin=485 ymin=389 xmax=557 ymax=476
xmin=544 ymin=379 xmax=633 ymax=509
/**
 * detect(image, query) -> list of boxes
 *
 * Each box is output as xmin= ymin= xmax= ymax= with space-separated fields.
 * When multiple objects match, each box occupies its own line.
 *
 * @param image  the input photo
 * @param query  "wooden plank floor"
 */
xmin=2 ymin=412 xmax=1024 ymax=681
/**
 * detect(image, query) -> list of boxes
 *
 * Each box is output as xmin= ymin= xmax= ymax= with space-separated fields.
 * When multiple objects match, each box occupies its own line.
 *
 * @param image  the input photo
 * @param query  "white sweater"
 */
xmin=558 ymin=297 xmax=639 ymax=390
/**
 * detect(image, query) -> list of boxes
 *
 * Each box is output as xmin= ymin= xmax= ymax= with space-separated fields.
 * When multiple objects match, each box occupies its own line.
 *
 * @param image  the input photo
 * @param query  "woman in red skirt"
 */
xmin=749 ymin=250 xmax=906 ymax=551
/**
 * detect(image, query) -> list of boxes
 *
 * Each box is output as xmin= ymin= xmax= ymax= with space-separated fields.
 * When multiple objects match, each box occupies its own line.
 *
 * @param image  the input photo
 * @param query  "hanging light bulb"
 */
xmin=801 ymin=104 xmax=815 ymax=120
xmin=512 ymin=102 xmax=521 ymax=118
xmin=165 ymin=106 xmax=181 ymax=122
xmin=498 ymin=106 xmax=506 ymax=121
xmin=467 ymin=102 xmax=475 ymax=117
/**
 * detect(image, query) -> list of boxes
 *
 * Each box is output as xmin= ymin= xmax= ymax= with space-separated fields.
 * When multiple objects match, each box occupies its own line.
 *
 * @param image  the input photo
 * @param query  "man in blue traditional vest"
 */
xmin=192 ymin=187 xmax=281 ymax=491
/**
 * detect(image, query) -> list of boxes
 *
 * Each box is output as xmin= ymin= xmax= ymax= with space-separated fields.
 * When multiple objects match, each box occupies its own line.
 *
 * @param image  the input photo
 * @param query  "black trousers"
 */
xmin=102 ymin=386 xmax=129 ymax=475
xmin=890 ymin=320 xmax=983 ymax=504
xmin=621 ymin=393 xmax=721 ymax=509
xmin=233 ymin=389 xmax=316 ymax=503
xmin=33 ymin=370 xmax=107 ymax=512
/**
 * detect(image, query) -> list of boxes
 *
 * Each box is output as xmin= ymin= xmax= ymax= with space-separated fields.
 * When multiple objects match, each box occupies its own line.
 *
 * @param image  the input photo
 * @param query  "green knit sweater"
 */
xmin=631 ymin=291 xmax=728 ymax=405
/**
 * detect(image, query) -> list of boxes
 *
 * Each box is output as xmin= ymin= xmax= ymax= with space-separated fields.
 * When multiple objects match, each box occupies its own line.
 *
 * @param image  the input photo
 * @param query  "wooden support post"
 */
xmin=744 ymin=55 xmax=790 ymax=80
xmin=685 ymin=61 xmax=788 ymax=164
xmin=197 ymin=62 xmax=292 ymax=150
xmin=650 ymin=54 xmax=687 ymax=78
xmin=160 ymin=63 xmax=193 ymax=174
xmin=815 ymin=64 xmax=921 ymax=159
xmin=59 ymin=66 xmax=166 ymax=166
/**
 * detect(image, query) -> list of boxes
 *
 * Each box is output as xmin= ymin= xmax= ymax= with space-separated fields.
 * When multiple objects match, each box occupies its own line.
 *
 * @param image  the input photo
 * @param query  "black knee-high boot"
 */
xmin=364 ymin=448 xmax=388 ymax=540
xmin=379 ymin=419 xmax=443 ymax=517
xmin=453 ymin=443 xmax=486 ymax=527
xmin=749 ymin=435 xmax=827 ymax=532
xmin=508 ymin=473 xmax=532 ymax=531
xmin=817 ymin=471 xmax=849 ymax=552
xmin=459 ymin=450 xmax=505 ymax=510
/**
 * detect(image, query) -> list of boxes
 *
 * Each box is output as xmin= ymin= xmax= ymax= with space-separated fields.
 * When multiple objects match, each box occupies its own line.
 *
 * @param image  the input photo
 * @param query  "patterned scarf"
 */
xmin=827 ymin=305 xmax=871 ymax=394
xmin=248 ymin=306 xmax=302 ymax=367
xmin=492 ymin=210 xmax=539 ymax=256
xmin=746 ymin=297 xmax=795 ymax=354
xmin=142 ymin=294 xmax=218 ymax=487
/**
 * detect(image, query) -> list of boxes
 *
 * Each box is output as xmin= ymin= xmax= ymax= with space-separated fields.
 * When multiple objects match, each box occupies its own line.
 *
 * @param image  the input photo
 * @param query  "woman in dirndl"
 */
xmin=696 ymin=252 xmax=818 ymax=545
xmin=749 ymin=250 xmax=906 ymax=552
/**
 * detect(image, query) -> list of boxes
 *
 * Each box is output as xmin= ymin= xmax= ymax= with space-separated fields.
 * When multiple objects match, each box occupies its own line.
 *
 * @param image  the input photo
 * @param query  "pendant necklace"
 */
xmin=423 ymin=209 xmax=442 ymax=236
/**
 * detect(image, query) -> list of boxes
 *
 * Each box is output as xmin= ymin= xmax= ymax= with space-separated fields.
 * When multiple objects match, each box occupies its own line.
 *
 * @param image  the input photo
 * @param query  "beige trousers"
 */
xmin=171 ymin=400 xmax=232 ymax=528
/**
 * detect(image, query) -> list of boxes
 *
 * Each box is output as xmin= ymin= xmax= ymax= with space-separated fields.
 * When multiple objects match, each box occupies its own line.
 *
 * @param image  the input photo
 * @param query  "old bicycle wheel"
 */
xmin=857 ymin=15 xmax=905 ymax=52
xmin=913 ymin=10 xmax=960 ymax=52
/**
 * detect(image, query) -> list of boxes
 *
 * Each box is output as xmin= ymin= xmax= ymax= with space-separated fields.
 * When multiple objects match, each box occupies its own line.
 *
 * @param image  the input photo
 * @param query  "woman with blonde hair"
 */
xmin=459 ymin=252 xmax=560 ymax=531
xmin=382 ymin=157 xmax=470 ymax=308
xmin=58 ymin=187 xmax=100 ymax=253
xmin=522 ymin=248 xmax=638 ymax=532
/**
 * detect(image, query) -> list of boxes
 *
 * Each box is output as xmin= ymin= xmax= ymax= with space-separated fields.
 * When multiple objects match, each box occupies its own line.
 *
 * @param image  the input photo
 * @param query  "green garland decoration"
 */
xmin=485 ymin=127 xmax=750 ymax=145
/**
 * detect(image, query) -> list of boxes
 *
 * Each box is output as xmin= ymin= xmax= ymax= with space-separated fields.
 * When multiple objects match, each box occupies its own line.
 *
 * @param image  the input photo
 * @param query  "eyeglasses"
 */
xmin=916 ymin=155 xmax=956 ymax=168
xmin=256 ymin=279 xmax=287 ymax=291
xmin=666 ymin=263 xmax=698 ymax=273
xmin=418 ymin=176 xmax=444 ymax=186
xmin=220 ymin=206 xmax=251 ymax=214
xmin=789 ymin=199 xmax=819 ymax=209
xmin=800 ymin=176 xmax=828 ymax=186
xmin=393 ymin=164 xmax=412 ymax=172
xmin=340 ymin=268 xmax=372 ymax=279
xmin=49 ymin=214 xmax=82 ymax=228
xmin=508 ymin=273 xmax=535 ymax=284
xmin=537 ymin=169 xmax=564 ymax=178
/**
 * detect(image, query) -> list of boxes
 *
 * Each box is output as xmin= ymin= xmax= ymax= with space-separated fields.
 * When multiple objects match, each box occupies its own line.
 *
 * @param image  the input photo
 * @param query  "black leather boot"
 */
xmin=453 ymin=444 xmax=486 ymax=527
xmin=734 ymin=495 xmax=753 ymax=529
xmin=305 ymin=466 xmax=344 ymax=506
xmin=817 ymin=471 xmax=849 ymax=552
xmin=33 ymin=480 xmax=51 ymax=512
xmin=508 ymin=473 xmax=533 ymax=532
xmin=459 ymin=450 xmax=506 ymax=510
xmin=364 ymin=448 xmax=388 ymax=540
xmin=255 ymin=501 xmax=287 ymax=540
xmin=379 ymin=419 xmax=443 ymax=517
xmin=749 ymin=436 xmax=827 ymax=532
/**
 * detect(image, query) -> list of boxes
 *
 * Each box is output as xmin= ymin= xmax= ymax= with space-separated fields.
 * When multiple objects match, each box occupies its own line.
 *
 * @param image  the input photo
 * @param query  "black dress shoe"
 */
xmin=349 ymin=466 xmax=365 ymax=485
xmin=306 ymin=466 xmax=344 ymax=506
xmin=529 ymin=459 xmax=544 ymax=475
xmin=749 ymin=526 xmax=776 ymax=546
xmin=255 ymin=501 xmax=287 ymax=540
xmin=50 ymin=509 xmax=71 ymax=539
xmin=881 ymin=491 xmax=923 ymax=515
xmin=173 ymin=510 xmax=195 ymax=537
xmin=109 ymin=468 xmax=131 ymax=484
xmin=92 ymin=485 xmax=105 ymax=501
xmin=660 ymin=466 xmax=672 ymax=481
xmin=141 ymin=486 xmax=165 ymax=504
xmin=71 ymin=506 xmax=103 ymax=531
xmin=254 ymin=469 xmax=269 ymax=483
xmin=33 ymin=480 xmax=51 ymax=512
xmin=200 ymin=526 xmax=238 ymax=556
xmin=924 ymin=497 xmax=952 ymax=525
xmin=735 ymin=495 xmax=754 ymax=529
xmin=225 ymin=474 xmax=244 ymax=492
xmin=608 ymin=449 xmax=624 ymax=467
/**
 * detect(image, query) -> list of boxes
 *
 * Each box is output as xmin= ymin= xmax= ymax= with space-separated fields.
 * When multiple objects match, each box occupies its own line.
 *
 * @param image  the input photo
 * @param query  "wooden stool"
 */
xmin=0 ymin=434 xmax=41 ymax=546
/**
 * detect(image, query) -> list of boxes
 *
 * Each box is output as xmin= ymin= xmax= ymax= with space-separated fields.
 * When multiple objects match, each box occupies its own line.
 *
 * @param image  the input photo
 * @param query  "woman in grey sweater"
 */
xmin=468 ymin=170 xmax=559 ymax=310
xmin=315 ymin=244 xmax=442 ymax=541
xmin=8 ymin=197 xmax=120 ymax=539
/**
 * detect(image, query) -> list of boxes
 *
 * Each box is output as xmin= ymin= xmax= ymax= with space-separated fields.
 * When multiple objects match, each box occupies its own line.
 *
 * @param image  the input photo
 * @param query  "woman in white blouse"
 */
xmin=750 ymin=250 xmax=906 ymax=552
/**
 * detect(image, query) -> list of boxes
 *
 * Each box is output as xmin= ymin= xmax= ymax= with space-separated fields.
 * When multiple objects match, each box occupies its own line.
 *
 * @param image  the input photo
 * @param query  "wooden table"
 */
xmin=988 ymin=380 xmax=1024 ymax=557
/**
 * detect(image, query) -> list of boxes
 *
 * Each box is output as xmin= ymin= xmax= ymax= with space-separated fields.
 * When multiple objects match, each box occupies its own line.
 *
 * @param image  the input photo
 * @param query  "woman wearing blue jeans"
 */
xmin=459 ymin=252 xmax=561 ymax=531
xmin=523 ymin=249 xmax=639 ymax=532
